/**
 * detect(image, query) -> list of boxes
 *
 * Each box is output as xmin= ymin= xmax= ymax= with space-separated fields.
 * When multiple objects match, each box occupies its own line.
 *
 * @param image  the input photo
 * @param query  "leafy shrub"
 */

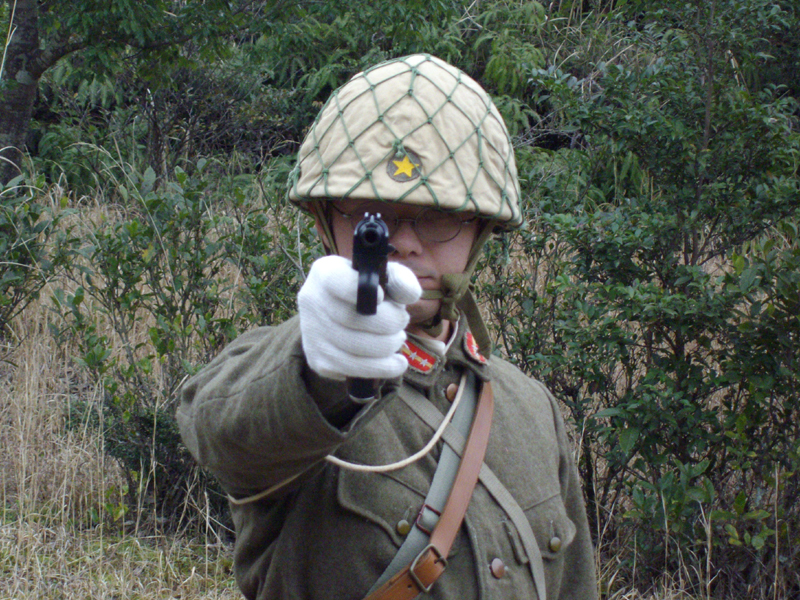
xmin=477 ymin=1 xmax=800 ymax=594
xmin=52 ymin=162 xmax=315 ymax=530
xmin=0 ymin=174 xmax=66 ymax=336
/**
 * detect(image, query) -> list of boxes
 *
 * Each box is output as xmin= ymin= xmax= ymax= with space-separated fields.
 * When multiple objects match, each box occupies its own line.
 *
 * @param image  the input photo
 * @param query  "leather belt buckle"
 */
xmin=409 ymin=544 xmax=447 ymax=594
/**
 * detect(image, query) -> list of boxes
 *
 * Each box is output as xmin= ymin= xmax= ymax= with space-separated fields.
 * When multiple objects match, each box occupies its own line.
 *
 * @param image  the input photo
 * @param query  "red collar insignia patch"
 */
xmin=401 ymin=340 xmax=437 ymax=373
xmin=464 ymin=332 xmax=487 ymax=364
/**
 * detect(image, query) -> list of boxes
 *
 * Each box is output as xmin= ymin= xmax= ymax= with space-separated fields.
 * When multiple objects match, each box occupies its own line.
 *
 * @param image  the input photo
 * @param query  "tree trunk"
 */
xmin=0 ymin=0 xmax=41 ymax=185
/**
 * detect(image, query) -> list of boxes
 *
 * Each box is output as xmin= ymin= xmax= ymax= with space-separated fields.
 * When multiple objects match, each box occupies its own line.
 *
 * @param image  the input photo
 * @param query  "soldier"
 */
xmin=178 ymin=54 xmax=597 ymax=600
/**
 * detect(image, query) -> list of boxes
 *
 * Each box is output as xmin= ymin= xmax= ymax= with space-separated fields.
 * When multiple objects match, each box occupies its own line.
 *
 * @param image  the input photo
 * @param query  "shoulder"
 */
xmin=224 ymin=314 xmax=301 ymax=353
xmin=485 ymin=354 xmax=565 ymax=430
xmin=486 ymin=354 xmax=552 ymax=401
xmin=181 ymin=315 xmax=304 ymax=402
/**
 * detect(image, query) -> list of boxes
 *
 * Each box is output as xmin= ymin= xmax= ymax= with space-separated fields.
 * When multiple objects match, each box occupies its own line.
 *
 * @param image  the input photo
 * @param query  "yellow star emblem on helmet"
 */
xmin=387 ymin=149 xmax=422 ymax=182
xmin=392 ymin=155 xmax=419 ymax=178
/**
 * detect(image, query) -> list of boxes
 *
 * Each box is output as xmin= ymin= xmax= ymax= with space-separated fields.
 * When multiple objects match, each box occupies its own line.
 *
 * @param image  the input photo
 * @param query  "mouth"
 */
xmin=390 ymin=259 xmax=438 ymax=287
xmin=407 ymin=271 xmax=437 ymax=287
xmin=416 ymin=276 xmax=439 ymax=290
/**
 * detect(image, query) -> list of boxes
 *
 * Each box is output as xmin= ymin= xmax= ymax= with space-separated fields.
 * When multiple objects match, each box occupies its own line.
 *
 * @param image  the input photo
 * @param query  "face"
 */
xmin=318 ymin=199 xmax=480 ymax=330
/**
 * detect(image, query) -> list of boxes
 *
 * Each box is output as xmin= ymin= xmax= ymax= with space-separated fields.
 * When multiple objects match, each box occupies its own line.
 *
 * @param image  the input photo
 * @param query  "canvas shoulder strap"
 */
xmin=364 ymin=371 xmax=493 ymax=600
xmin=400 ymin=384 xmax=548 ymax=600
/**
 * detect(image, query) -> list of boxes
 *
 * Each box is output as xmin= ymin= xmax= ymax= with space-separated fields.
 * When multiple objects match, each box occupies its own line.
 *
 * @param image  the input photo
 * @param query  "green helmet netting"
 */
xmin=288 ymin=54 xmax=521 ymax=227
xmin=289 ymin=55 xmax=523 ymax=352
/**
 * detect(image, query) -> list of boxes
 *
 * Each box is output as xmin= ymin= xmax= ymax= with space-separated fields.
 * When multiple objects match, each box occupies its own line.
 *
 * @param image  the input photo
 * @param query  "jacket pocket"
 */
xmin=522 ymin=492 xmax=577 ymax=562
xmin=337 ymin=467 xmax=426 ymax=549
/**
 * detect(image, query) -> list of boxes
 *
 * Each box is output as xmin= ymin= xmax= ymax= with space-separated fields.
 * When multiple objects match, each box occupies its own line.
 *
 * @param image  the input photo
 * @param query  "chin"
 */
xmin=406 ymin=299 xmax=441 ymax=326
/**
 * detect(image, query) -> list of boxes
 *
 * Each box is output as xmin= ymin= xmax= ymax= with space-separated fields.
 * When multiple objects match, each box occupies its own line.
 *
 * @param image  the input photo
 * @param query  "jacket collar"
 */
xmin=401 ymin=315 xmax=490 ymax=391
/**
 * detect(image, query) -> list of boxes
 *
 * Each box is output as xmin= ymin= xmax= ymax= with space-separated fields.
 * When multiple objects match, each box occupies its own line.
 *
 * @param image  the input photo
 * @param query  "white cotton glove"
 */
xmin=298 ymin=255 xmax=422 ymax=381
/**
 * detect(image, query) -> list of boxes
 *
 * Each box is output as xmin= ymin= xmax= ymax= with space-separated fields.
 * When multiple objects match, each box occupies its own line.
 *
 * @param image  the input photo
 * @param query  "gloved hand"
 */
xmin=298 ymin=255 xmax=422 ymax=381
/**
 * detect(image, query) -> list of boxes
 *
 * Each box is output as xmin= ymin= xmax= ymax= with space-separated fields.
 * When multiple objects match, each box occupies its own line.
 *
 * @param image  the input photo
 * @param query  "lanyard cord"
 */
xmin=325 ymin=371 xmax=467 ymax=473
xmin=229 ymin=372 xmax=466 ymax=505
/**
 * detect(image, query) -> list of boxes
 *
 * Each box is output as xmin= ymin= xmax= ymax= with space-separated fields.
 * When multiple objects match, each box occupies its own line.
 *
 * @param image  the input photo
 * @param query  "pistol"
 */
xmin=349 ymin=212 xmax=392 ymax=400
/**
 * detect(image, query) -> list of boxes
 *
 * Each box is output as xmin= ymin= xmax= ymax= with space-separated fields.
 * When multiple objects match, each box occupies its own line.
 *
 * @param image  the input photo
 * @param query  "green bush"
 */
xmin=0 ymin=175 xmax=66 ymax=336
xmin=52 ymin=162 xmax=316 ymax=530
xmin=478 ymin=1 xmax=800 ymax=594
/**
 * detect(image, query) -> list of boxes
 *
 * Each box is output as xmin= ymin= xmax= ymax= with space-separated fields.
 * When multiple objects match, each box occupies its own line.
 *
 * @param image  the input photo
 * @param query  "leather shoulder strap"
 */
xmin=364 ymin=372 xmax=477 ymax=595
xmin=364 ymin=378 xmax=494 ymax=600
xmin=401 ymin=386 xmax=548 ymax=600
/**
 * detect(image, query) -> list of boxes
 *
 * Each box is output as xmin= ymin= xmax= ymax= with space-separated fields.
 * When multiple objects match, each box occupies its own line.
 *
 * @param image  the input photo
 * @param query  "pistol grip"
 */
xmin=356 ymin=270 xmax=380 ymax=315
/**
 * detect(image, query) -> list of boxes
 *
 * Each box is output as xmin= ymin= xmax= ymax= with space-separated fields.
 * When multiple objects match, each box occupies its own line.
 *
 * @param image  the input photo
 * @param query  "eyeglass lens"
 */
xmin=348 ymin=202 xmax=465 ymax=243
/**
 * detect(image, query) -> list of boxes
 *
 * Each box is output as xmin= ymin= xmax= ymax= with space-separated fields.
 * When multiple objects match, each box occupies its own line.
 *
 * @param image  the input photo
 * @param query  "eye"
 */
xmin=414 ymin=209 xmax=466 ymax=242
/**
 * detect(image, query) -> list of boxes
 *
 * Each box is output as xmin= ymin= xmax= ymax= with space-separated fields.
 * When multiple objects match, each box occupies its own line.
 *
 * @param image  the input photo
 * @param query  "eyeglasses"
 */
xmin=331 ymin=202 xmax=477 ymax=243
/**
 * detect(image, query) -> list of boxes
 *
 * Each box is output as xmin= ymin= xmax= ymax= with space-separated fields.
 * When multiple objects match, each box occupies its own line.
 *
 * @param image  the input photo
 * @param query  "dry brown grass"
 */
xmin=1 ymin=520 xmax=238 ymax=599
xmin=0 ymin=293 xmax=239 ymax=599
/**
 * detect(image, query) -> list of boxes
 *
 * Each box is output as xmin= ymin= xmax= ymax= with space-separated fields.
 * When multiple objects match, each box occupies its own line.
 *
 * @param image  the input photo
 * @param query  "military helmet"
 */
xmin=288 ymin=54 xmax=522 ymax=229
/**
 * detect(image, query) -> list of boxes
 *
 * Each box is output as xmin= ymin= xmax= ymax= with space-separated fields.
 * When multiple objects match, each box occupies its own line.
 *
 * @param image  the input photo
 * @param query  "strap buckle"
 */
xmin=415 ymin=503 xmax=441 ymax=535
xmin=409 ymin=544 xmax=447 ymax=594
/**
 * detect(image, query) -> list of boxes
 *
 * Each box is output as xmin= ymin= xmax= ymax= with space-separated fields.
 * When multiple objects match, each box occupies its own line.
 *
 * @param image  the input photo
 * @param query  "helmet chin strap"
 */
xmin=416 ymin=223 xmax=496 ymax=355
xmin=311 ymin=202 xmax=340 ymax=255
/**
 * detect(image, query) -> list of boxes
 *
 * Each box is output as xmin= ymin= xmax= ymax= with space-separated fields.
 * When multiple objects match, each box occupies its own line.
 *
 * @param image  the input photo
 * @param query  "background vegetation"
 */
xmin=2 ymin=0 xmax=798 ymax=598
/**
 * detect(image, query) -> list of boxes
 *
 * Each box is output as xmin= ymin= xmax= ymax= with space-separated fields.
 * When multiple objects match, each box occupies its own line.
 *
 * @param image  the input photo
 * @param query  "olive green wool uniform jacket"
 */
xmin=177 ymin=316 xmax=597 ymax=600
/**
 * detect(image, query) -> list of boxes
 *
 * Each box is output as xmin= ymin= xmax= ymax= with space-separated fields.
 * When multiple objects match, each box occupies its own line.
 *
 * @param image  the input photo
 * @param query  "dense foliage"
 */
xmin=2 ymin=0 xmax=798 ymax=597
xmin=482 ymin=2 xmax=800 ymax=594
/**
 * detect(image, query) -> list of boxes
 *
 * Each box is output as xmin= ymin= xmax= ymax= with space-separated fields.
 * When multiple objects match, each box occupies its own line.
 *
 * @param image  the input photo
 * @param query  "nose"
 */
xmin=389 ymin=219 xmax=423 ymax=258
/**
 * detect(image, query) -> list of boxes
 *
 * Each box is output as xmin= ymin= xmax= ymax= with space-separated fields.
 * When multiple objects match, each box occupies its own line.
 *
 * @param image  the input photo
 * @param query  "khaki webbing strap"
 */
xmin=364 ymin=380 xmax=494 ymax=600
xmin=401 ymin=387 xmax=548 ymax=600
xmin=365 ymin=372 xmax=478 ymax=595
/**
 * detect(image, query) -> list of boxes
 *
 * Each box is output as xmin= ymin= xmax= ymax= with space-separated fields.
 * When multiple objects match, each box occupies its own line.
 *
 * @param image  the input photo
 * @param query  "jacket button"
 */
xmin=396 ymin=519 xmax=411 ymax=536
xmin=445 ymin=383 xmax=459 ymax=402
xmin=490 ymin=557 xmax=506 ymax=579
xmin=549 ymin=536 xmax=562 ymax=553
